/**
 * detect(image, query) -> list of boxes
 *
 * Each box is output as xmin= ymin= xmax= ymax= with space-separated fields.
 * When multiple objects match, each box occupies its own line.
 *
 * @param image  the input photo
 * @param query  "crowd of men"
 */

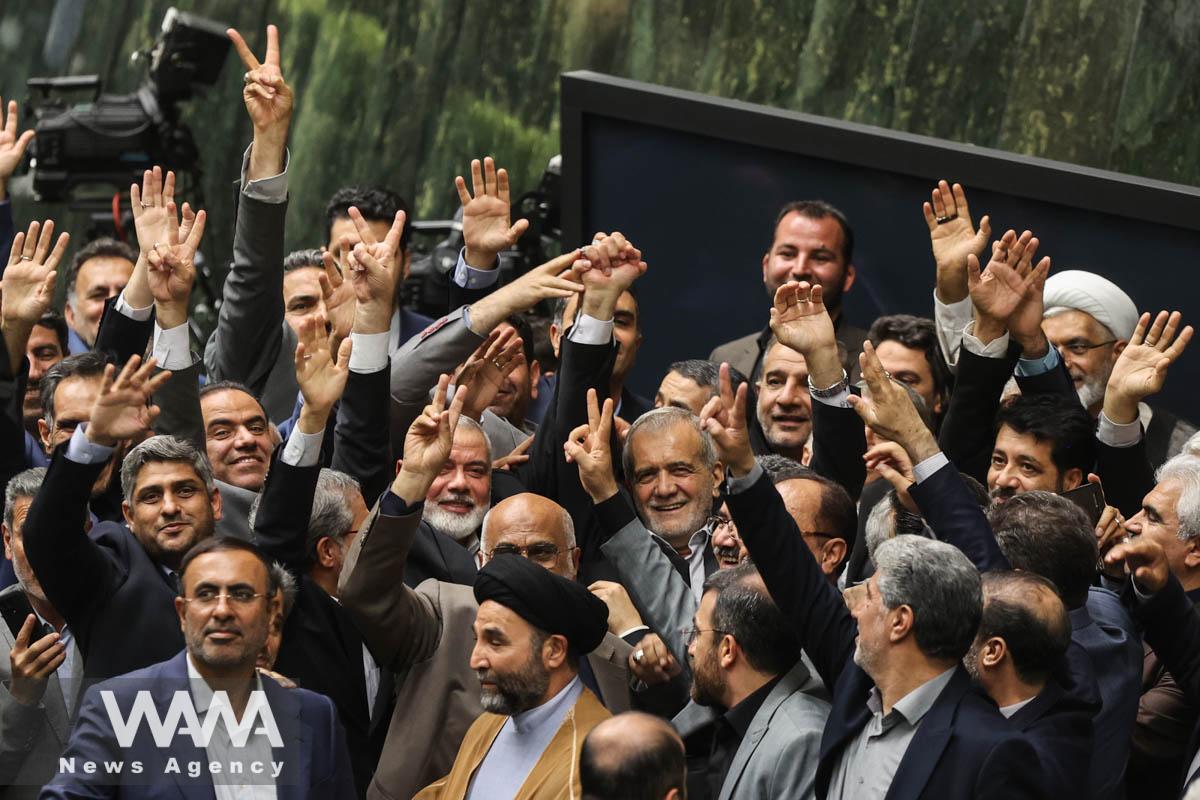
xmin=0 ymin=21 xmax=1198 ymax=800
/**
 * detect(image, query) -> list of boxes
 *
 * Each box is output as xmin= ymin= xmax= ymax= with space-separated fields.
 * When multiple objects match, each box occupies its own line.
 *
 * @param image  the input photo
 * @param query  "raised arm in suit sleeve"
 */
xmin=253 ymin=446 xmax=321 ymax=575
xmin=908 ymin=458 xmax=1011 ymax=572
xmin=338 ymin=496 xmax=445 ymax=672
xmin=0 ymin=331 xmax=29 ymax=485
xmin=597 ymin=493 xmax=696 ymax=666
xmin=202 ymin=176 xmax=289 ymax=402
xmin=92 ymin=297 xmax=153 ymax=365
xmin=1095 ymin=414 xmax=1156 ymax=519
xmin=937 ymin=344 xmax=1019 ymax=484
xmin=809 ymin=397 xmax=867 ymax=500
xmin=21 ymin=444 xmax=119 ymax=629
xmin=726 ymin=464 xmax=857 ymax=690
xmin=334 ymin=346 xmax=392 ymax=504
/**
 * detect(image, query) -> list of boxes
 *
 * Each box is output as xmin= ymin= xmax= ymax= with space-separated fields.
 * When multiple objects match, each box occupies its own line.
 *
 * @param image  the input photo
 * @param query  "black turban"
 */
xmin=474 ymin=554 xmax=609 ymax=654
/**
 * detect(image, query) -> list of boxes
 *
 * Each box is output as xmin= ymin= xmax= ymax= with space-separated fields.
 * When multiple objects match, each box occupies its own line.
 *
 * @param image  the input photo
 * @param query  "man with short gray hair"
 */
xmin=22 ymin=356 xmax=222 ymax=682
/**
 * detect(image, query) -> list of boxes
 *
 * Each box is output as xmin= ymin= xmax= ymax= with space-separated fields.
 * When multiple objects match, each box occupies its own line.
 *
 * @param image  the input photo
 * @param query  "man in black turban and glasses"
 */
xmin=414 ymin=554 xmax=612 ymax=799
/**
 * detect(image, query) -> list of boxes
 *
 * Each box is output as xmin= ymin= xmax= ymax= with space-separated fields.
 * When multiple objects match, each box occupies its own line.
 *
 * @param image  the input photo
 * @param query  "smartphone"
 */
xmin=0 ymin=591 xmax=34 ymax=639
xmin=1062 ymin=482 xmax=1106 ymax=527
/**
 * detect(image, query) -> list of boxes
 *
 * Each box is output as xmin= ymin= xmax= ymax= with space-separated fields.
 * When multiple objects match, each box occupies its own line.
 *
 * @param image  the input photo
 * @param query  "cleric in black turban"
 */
xmin=474 ymin=554 xmax=609 ymax=654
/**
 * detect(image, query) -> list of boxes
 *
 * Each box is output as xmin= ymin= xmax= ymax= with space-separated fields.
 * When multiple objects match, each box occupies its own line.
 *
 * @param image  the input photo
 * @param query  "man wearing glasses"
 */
xmin=337 ymin=382 xmax=641 ymax=800
xmin=1042 ymin=270 xmax=1196 ymax=465
xmin=44 ymin=537 xmax=355 ymax=798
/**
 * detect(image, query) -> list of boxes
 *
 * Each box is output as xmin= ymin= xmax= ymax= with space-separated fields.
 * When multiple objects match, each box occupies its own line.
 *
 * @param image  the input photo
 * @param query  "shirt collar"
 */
xmin=510 ymin=675 xmax=581 ymax=735
xmin=186 ymin=653 xmax=263 ymax=716
xmin=723 ymin=676 xmax=780 ymax=738
xmin=868 ymin=666 xmax=956 ymax=726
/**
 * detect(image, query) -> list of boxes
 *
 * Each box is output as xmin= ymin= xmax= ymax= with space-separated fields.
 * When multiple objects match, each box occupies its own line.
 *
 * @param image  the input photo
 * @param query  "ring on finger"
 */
xmin=935 ymin=214 xmax=957 ymax=225
xmin=633 ymin=649 xmax=645 ymax=663
xmin=19 ymin=255 xmax=32 ymax=261
xmin=140 ymin=202 xmax=152 ymax=208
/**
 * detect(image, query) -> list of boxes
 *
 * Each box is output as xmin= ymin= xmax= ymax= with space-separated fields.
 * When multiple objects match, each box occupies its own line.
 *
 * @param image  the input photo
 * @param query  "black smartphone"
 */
xmin=1062 ymin=482 xmax=1106 ymax=527
xmin=0 ymin=591 xmax=35 ymax=639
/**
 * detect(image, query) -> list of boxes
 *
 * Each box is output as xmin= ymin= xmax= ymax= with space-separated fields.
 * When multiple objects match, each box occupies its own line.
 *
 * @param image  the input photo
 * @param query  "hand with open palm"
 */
xmin=1103 ymin=310 xmax=1193 ymax=423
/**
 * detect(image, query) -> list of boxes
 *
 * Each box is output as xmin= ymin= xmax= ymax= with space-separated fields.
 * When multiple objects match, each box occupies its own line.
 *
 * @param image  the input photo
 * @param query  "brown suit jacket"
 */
xmin=339 ymin=501 xmax=634 ymax=800
xmin=413 ymin=687 xmax=611 ymax=800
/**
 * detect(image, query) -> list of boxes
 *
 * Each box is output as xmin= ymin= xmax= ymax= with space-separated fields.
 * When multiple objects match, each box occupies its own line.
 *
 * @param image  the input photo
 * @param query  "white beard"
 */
xmin=423 ymin=502 xmax=489 ymax=545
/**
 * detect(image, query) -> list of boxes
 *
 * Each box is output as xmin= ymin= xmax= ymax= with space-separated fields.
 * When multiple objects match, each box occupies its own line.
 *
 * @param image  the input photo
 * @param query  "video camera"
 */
xmin=25 ymin=8 xmax=230 ymax=205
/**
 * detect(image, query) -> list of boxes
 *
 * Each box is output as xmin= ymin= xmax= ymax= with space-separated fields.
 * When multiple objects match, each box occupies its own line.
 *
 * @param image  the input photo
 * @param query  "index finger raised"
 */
xmin=227 ymin=28 xmax=261 ymax=71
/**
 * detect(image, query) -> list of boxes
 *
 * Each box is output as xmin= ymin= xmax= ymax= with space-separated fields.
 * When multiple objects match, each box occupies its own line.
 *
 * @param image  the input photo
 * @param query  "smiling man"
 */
xmin=987 ymin=394 xmax=1094 ymax=503
xmin=199 ymin=381 xmax=275 ymax=492
xmin=756 ymin=341 xmax=813 ymax=463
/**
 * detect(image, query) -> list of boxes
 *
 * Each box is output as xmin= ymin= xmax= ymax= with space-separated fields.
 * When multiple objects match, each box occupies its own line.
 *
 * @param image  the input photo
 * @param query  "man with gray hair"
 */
xmin=1121 ymin=453 xmax=1200 ymax=795
xmin=0 ymin=467 xmax=83 ymax=797
xmin=21 ymin=355 xmax=223 ymax=682
xmin=698 ymin=356 xmax=1045 ymax=797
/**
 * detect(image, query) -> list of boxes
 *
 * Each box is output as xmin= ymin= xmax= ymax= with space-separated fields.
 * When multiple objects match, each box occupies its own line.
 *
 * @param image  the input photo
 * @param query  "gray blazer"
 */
xmin=0 ymin=585 xmax=78 ymax=799
xmin=673 ymin=660 xmax=829 ymax=800
xmin=202 ymin=186 xmax=295 ymax=423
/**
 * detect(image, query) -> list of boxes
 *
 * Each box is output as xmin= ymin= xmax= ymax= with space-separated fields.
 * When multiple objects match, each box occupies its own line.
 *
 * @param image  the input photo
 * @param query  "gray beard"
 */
xmin=1076 ymin=373 xmax=1109 ymax=411
xmin=477 ymin=654 xmax=549 ymax=716
xmin=423 ymin=501 xmax=489 ymax=546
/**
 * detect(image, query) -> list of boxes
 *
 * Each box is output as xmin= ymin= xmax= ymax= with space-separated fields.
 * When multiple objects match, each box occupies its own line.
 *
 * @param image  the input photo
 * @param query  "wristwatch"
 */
xmin=808 ymin=370 xmax=849 ymax=399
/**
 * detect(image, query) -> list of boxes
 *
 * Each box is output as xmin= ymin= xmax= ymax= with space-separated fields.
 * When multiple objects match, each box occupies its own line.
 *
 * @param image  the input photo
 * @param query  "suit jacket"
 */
xmin=252 ymin=449 xmax=393 ymax=798
xmin=1008 ymin=656 xmax=1099 ymax=800
xmin=910 ymin=462 xmax=1141 ymax=800
xmin=726 ymin=468 xmax=1045 ymax=800
xmin=708 ymin=320 xmax=869 ymax=383
xmin=808 ymin=397 xmax=867 ymax=501
xmin=672 ymin=660 xmax=829 ymax=800
xmin=413 ymin=687 xmax=610 ymax=800
xmin=22 ymin=451 xmax=183 ymax=683
xmin=41 ymin=650 xmax=355 ymax=799
xmin=0 ymin=586 xmax=78 ymax=799
xmin=338 ymin=499 xmax=634 ymax=800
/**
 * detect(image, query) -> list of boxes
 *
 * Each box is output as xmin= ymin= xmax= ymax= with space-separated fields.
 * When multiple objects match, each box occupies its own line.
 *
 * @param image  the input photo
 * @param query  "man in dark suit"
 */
xmin=42 ymin=536 xmax=354 ymax=798
xmin=697 ymin=346 xmax=1045 ymax=799
xmin=22 ymin=354 xmax=217 ymax=683
xmin=709 ymin=200 xmax=868 ymax=384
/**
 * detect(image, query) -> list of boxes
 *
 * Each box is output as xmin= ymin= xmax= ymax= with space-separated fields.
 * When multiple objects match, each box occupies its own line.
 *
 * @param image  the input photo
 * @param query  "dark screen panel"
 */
xmin=566 ymin=74 xmax=1200 ymax=419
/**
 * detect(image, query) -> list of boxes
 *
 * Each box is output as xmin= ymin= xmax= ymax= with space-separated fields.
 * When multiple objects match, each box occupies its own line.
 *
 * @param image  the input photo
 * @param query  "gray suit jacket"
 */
xmin=673 ymin=660 xmax=829 ymax=800
xmin=339 ymin=499 xmax=634 ymax=800
xmin=202 ymin=185 xmax=295 ymax=423
xmin=0 ymin=585 xmax=78 ymax=799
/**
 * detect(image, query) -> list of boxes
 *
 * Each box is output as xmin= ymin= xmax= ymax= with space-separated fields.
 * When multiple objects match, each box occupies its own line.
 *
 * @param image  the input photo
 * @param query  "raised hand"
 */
xmin=3 ymin=220 xmax=68 ymax=328
xmin=9 ymin=615 xmax=64 ymax=706
xmin=588 ymin=580 xmax=643 ymax=634
xmin=454 ymin=327 xmax=524 ymax=420
xmin=698 ymin=363 xmax=754 ymax=477
xmin=1105 ymin=536 xmax=1170 ymax=595
xmin=394 ymin=374 xmax=468 ymax=503
xmin=768 ymin=280 xmax=843 ymax=387
xmin=493 ymin=435 xmax=533 ymax=472
xmin=347 ymin=206 xmax=406 ymax=333
xmin=1104 ymin=311 xmax=1193 ymax=423
xmin=227 ymin=25 xmax=292 ymax=179
xmin=923 ymin=180 xmax=991 ymax=304
xmin=0 ymin=99 xmax=34 ymax=196
xmin=457 ymin=157 xmax=529 ymax=268
xmin=316 ymin=251 xmax=357 ymax=342
xmin=470 ymin=249 xmax=586 ymax=333
xmin=626 ymin=633 xmax=681 ymax=686
xmin=863 ymin=440 xmax=918 ymax=513
xmin=87 ymin=355 xmax=171 ymax=447
xmin=577 ymin=231 xmax=647 ymax=294
xmin=967 ymin=230 xmax=1047 ymax=339
xmin=846 ymin=341 xmax=940 ymax=463
xmin=147 ymin=202 xmax=207 ymax=328
xmin=563 ymin=388 xmax=618 ymax=503
xmin=294 ymin=313 xmax=352 ymax=419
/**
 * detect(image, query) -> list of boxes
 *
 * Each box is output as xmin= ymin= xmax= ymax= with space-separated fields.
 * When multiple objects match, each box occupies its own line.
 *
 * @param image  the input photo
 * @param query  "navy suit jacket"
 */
xmin=41 ymin=651 xmax=354 ymax=799
xmin=910 ymin=462 xmax=1140 ymax=800
xmin=726 ymin=469 xmax=1045 ymax=800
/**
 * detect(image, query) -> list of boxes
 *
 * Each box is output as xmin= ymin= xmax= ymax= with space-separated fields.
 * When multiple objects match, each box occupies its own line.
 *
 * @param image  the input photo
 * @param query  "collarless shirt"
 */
xmin=185 ymin=655 xmax=278 ymax=799
xmin=466 ymin=676 xmax=583 ymax=800
xmin=827 ymin=667 xmax=957 ymax=800
xmin=698 ymin=677 xmax=780 ymax=800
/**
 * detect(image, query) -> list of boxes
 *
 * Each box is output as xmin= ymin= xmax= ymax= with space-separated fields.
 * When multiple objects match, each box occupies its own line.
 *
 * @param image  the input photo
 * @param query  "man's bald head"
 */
xmin=480 ymin=493 xmax=578 ymax=579
xmin=580 ymin=712 xmax=685 ymax=800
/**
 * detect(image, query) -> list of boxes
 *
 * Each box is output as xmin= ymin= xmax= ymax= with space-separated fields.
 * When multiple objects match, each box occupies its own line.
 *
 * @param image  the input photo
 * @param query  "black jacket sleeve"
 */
xmin=252 ymin=447 xmax=321 ymax=575
xmin=332 ymin=364 xmax=392 ymax=505
xmin=909 ymin=462 xmax=1011 ymax=572
xmin=92 ymin=298 xmax=153 ymax=365
xmin=726 ymin=468 xmax=857 ymax=690
xmin=937 ymin=345 xmax=1019 ymax=484
xmin=1094 ymin=438 xmax=1155 ymax=520
xmin=809 ymin=398 xmax=867 ymax=500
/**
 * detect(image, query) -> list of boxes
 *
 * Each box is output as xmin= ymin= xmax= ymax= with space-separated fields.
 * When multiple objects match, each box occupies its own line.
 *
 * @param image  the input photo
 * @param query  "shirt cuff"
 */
xmin=727 ymin=462 xmax=764 ymax=495
xmin=913 ymin=452 xmax=950 ymax=484
xmin=1097 ymin=410 xmax=1143 ymax=448
xmin=239 ymin=145 xmax=290 ymax=203
xmin=152 ymin=322 xmax=192 ymax=370
xmin=453 ymin=249 xmax=502 ymax=289
xmin=961 ymin=320 xmax=1009 ymax=358
xmin=348 ymin=331 xmax=389 ymax=374
xmin=381 ymin=491 xmax=420 ymax=518
xmin=114 ymin=292 xmax=153 ymax=322
xmin=66 ymin=425 xmax=114 ymax=465
xmin=567 ymin=314 xmax=614 ymax=346
xmin=281 ymin=425 xmax=323 ymax=468
xmin=812 ymin=387 xmax=852 ymax=408
xmin=619 ymin=625 xmax=650 ymax=643
xmin=1014 ymin=346 xmax=1060 ymax=377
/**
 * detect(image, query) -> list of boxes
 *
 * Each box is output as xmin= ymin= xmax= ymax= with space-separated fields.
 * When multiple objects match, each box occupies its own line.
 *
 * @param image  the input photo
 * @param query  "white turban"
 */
xmin=1043 ymin=270 xmax=1139 ymax=341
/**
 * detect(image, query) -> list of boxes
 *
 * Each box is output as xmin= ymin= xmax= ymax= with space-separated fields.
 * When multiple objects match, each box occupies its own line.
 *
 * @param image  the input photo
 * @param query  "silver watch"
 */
xmin=808 ymin=370 xmax=849 ymax=399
